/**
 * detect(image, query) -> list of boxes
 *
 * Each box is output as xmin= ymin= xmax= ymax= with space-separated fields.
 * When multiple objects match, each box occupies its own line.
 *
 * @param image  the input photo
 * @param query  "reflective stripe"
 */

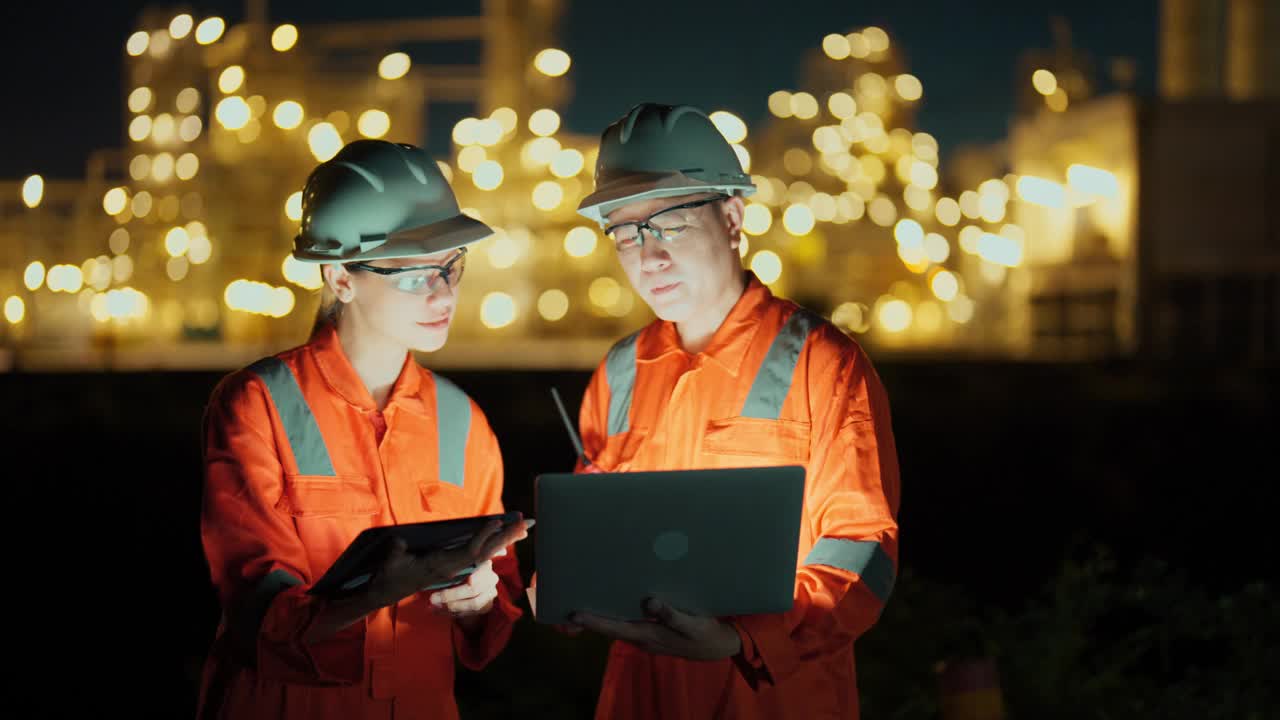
xmin=433 ymin=374 xmax=471 ymax=488
xmin=249 ymin=357 xmax=336 ymax=476
xmin=741 ymin=309 xmax=822 ymax=419
xmin=804 ymin=537 xmax=896 ymax=603
xmin=231 ymin=568 xmax=302 ymax=661
xmin=605 ymin=331 xmax=641 ymax=436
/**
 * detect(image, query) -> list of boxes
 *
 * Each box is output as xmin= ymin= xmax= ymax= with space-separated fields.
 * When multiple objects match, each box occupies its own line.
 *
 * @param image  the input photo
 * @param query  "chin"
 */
xmin=648 ymin=297 xmax=695 ymax=323
xmin=408 ymin=327 xmax=450 ymax=353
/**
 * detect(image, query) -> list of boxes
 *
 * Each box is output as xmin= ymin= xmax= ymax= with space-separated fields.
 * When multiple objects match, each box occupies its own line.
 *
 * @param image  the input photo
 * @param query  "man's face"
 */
xmin=603 ymin=193 xmax=744 ymax=324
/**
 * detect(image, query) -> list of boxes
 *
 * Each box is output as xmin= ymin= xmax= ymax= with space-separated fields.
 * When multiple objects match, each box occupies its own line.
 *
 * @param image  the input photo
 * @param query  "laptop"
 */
xmin=533 ymin=466 xmax=805 ymax=624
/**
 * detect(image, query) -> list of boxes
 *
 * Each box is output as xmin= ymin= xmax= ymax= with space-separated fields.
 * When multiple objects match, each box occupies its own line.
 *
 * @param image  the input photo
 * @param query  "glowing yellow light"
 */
xmin=106 ymin=229 xmax=129 ymax=256
xmin=278 ymin=191 xmax=302 ymax=222
xmin=131 ymin=190 xmax=152 ymax=217
xmin=3 ymin=297 xmax=24 ymax=324
xmin=933 ymin=197 xmax=961 ymax=227
xmin=838 ymin=192 xmax=866 ymax=222
xmin=589 ymin=277 xmax=622 ymax=308
xmin=152 ymin=113 xmax=175 ymax=143
xmin=564 ymin=226 xmax=598 ymax=257
xmin=958 ymin=190 xmax=981 ymax=219
xmin=188 ymin=234 xmax=211 ymax=265
xmin=859 ymin=154 xmax=886 ymax=184
xmin=538 ymin=289 xmax=569 ymax=321
xmin=822 ymin=32 xmax=851 ymax=59
xmin=847 ymin=32 xmax=870 ymax=58
xmin=957 ymin=225 xmax=981 ymax=254
xmin=709 ymin=110 xmax=748 ymax=144
xmin=868 ymin=195 xmax=897 ymax=226
xmin=1032 ymin=69 xmax=1058 ymax=96
xmin=812 ymin=126 xmax=844 ymax=154
xmin=828 ymin=92 xmax=857 ymax=119
xmin=858 ymin=73 xmax=888 ymax=99
xmin=863 ymin=26 xmax=890 ymax=53
xmin=164 ymin=227 xmax=190 ymax=257
xmin=1016 ymin=175 xmax=1066 ymax=208
xmin=178 ymin=115 xmax=201 ymax=142
xmin=894 ymin=219 xmax=924 ymax=246
xmin=1067 ymin=164 xmax=1119 ymax=199
xmin=731 ymin=143 xmax=751 ymax=173
xmin=927 ymin=270 xmax=959 ymax=302
xmin=783 ymin=148 xmax=812 ymax=176
xmin=102 ymin=187 xmax=128 ymax=216
xmin=832 ymin=302 xmax=869 ymax=333
xmin=307 ymin=122 xmax=343 ymax=162
xmin=750 ymin=250 xmax=783 ymax=284
xmin=127 ymin=87 xmax=153 ymax=113
xmin=457 ymin=145 xmax=487 ymax=173
xmin=215 ymin=96 xmax=250 ymax=130
xmin=168 ymin=14 xmax=193 ymax=39
xmin=480 ymin=292 xmax=517 ymax=328
xmin=909 ymin=161 xmax=938 ymax=190
xmin=472 ymin=160 xmax=504 ymax=190
xmin=357 ymin=109 xmax=391 ymax=138
xmin=126 ymin=31 xmax=149 ymax=56
xmin=148 ymin=30 xmax=171 ymax=58
xmin=473 ymin=118 xmax=503 ymax=146
xmin=877 ymin=298 xmax=911 ymax=332
xmin=379 ymin=52 xmax=411 ymax=80
xmin=281 ymin=255 xmax=323 ymax=290
xmin=17 ymin=174 xmax=44 ymax=208
xmin=743 ymin=203 xmax=772 ymax=235
xmin=23 ymin=261 xmax=44 ymax=291
xmin=809 ymin=193 xmax=836 ymax=222
xmin=166 ymin=256 xmax=189 ymax=282
xmin=271 ymin=24 xmax=298 ymax=52
xmin=112 ymin=256 xmax=133 ymax=283
xmin=175 ymin=153 xmax=198 ymax=180
xmin=127 ymin=115 xmax=151 ymax=142
xmin=172 ymin=88 xmax=199 ymax=115
xmin=483 ymin=229 xmax=520 ymax=268
xmin=894 ymin=74 xmax=923 ymax=101
xmin=550 ymin=148 xmax=585 ymax=178
xmin=268 ymin=100 xmax=303 ymax=130
xmin=218 ymin=66 xmax=245 ymax=94
xmin=782 ymin=204 xmax=815 ymax=235
xmin=1046 ymin=87 xmax=1069 ymax=112
xmin=452 ymin=117 xmax=479 ymax=146
xmin=47 ymin=264 xmax=84 ymax=293
xmin=529 ymin=109 xmax=561 ymax=137
xmin=903 ymin=185 xmax=932 ymax=212
xmin=195 ymin=17 xmax=224 ymax=44
xmin=534 ymin=48 xmax=571 ymax=76
xmin=790 ymin=92 xmax=819 ymax=119
xmin=488 ymin=106 xmax=519 ymax=134
xmin=925 ymin=233 xmax=951 ymax=263
xmin=532 ymin=181 xmax=564 ymax=211
xmin=978 ymin=232 xmax=1023 ymax=267
xmin=437 ymin=161 xmax=453 ymax=183
xmin=768 ymin=91 xmax=793 ymax=118
xmin=948 ymin=295 xmax=975 ymax=323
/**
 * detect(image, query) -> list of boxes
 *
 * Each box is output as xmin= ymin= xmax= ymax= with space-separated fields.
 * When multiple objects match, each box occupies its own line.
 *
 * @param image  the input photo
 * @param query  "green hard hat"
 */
xmin=292 ymin=139 xmax=491 ymax=264
xmin=577 ymin=103 xmax=756 ymax=225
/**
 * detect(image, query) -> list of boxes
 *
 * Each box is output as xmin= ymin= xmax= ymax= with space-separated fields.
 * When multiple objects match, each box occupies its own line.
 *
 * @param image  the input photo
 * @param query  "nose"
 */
xmin=425 ymin=278 xmax=457 ymax=314
xmin=638 ymin=232 xmax=671 ymax=274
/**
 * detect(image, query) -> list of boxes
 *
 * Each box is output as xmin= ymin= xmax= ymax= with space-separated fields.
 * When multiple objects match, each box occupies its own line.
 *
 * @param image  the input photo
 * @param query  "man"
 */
xmin=569 ymin=103 xmax=901 ymax=719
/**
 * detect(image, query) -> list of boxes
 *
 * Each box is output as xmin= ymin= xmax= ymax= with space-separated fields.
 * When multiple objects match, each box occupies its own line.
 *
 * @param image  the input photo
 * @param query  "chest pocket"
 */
xmin=701 ymin=417 xmax=810 ymax=466
xmin=276 ymin=475 xmax=380 ymax=517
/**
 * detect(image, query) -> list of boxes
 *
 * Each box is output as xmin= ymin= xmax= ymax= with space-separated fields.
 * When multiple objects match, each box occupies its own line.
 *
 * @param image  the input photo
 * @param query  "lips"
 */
xmin=417 ymin=316 xmax=451 ymax=329
xmin=650 ymin=281 xmax=681 ymax=296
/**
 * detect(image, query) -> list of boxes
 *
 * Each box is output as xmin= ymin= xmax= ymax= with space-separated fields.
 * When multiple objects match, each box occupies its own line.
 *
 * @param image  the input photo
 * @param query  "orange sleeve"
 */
xmin=451 ymin=404 xmax=524 ymax=670
xmin=575 ymin=360 xmax=612 ymax=473
xmin=200 ymin=372 xmax=365 ymax=685
xmin=733 ymin=334 xmax=901 ymax=687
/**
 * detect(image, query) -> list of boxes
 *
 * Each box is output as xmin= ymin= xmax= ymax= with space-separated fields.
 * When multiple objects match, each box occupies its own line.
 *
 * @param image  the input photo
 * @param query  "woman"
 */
xmin=198 ymin=140 xmax=530 ymax=719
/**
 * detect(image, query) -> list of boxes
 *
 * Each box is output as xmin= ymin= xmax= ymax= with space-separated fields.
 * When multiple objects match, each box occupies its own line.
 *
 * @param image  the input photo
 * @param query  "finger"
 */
xmin=444 ymin=592 xmax=496 ymax=615
xmin=479 ymin=522 xmax=529 ymax=560
xmin=465 ymin=519 xmax=504 ymax=558
xmin=644 ymin=597 xmax=698 ymax=636
xmin=429 ymin=583 xmax=481 ymax=607
xmin=569 ymin=613 xmax=654 ymax=645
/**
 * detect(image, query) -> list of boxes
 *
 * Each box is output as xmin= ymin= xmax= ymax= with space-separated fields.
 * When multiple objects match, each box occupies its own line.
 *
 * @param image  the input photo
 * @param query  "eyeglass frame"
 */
xmin=345 ymin=247 xmax=468 ymax=295
xmin=601 ymin=195 xmax=728 ymax=251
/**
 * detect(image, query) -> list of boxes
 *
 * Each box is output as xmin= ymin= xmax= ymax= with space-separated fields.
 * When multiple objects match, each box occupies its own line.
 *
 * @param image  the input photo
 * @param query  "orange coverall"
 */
xmin=198 ymin=324 xmax=522 ymax=719
xmin=577 ymin=274 xmax=900 ymax=719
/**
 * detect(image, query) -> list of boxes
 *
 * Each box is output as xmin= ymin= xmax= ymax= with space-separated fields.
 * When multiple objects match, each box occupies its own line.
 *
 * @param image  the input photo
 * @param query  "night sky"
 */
xmin=1 ymin=0 xmax=1158 ymax=180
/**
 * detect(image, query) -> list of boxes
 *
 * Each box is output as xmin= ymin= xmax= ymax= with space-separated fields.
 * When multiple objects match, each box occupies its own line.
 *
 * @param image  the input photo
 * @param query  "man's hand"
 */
xmin=428 ymin=559 xmax=501 ymax=618
xmin=570 ymin=598 xmax=742 ymax=661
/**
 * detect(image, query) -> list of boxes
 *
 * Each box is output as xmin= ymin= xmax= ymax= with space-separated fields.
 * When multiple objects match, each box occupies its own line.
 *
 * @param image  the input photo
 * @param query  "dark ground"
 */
xmin=2 ymin=357 xmax=1274 ymax=717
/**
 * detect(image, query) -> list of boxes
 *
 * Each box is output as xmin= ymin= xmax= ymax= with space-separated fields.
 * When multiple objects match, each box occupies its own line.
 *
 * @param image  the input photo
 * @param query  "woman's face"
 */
xmin=326 ymin=247 xmax=467 ymax=353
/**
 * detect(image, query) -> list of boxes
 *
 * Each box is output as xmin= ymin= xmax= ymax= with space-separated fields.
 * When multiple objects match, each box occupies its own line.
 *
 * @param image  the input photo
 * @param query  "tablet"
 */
xmin=308 ymin=511 xmax=525 ymax=597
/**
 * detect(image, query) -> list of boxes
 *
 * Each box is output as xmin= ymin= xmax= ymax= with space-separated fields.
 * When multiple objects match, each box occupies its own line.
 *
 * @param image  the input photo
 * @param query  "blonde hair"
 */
xmin=311 ymin=265 xmax=345 ymax=336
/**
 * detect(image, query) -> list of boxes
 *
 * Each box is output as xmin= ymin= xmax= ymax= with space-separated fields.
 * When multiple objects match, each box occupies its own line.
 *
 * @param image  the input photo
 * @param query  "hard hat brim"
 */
xmin=576 ymin=170 xmax=755 ymax=225
xmin=292 ymin=212 xmax=493 ymax=264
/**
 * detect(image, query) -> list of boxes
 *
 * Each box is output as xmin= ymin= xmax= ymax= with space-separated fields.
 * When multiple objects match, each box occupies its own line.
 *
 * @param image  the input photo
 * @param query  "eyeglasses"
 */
xmin=602 ymin=195 xmax=726 ymax=252
xmin=347 ymin=248 xmax=467 ymax=295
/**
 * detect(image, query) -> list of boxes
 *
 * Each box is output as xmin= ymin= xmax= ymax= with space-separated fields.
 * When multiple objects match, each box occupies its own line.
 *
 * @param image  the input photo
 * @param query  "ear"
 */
xmin=323 ymin=264 xmax=356 ymax=303
xmin=720 ymin=195 xmax=746 ymax=247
